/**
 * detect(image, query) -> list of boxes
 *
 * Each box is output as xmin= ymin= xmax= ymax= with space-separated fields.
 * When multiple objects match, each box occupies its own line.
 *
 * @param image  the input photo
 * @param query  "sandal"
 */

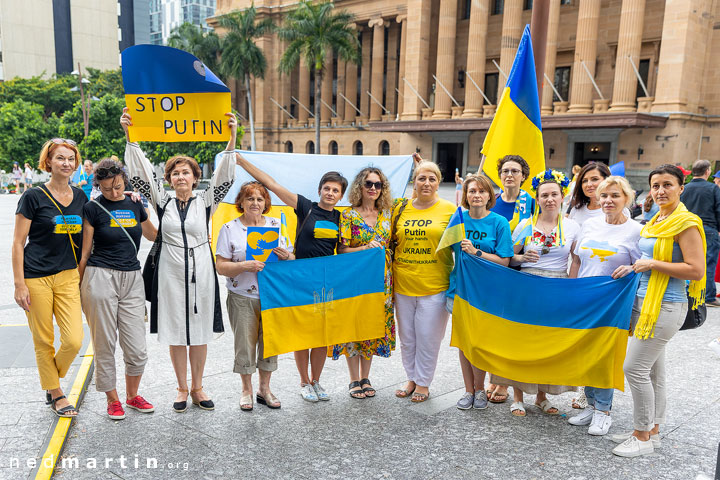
xmin=50 ymin=395 xmax=78 ymax=418
xmin=510 ymin=401 xmax=526 ymax=417
xmin=256 ymin=392 xmax=281 ymax=409
xmin=349 ymin=381 xmax=366 ymax=399
xmin=488 ymin=386 xmax=509 ymax=404
xmin=190 ymin=387 xmax=215 ymax=411
xmin=410 ymin=391 xmax=430 ymax=403
xmin=45 ymin=391 xmax=52 ymax=405
xmin=360 ymin=378 xmax=376 ymax=397
xmin=572 ymin=388 xmax=587 ymax=409
xmin=240 ymin=392 xmax=253 ymax=412
xmin=535 ymin=399 xmax=559 ymax=415
xmin=173 ymin=387 xmax=189 ymax=413
xmin=395 ymin=382 xmax=415 ymax=398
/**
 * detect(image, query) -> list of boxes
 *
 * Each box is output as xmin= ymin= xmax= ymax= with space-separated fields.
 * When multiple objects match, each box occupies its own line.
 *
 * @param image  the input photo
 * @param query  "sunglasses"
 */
xmin=51 ymin=138 xmax=77 ymax=147
xmin=96 ymin=166 xmax=124 ymax=176
xmin=364 ymin=181 xmax=383 ymax=190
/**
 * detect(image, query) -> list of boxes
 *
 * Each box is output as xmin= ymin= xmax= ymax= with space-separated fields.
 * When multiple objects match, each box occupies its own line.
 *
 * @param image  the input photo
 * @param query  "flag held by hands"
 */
xmin=436 ymin=207 xmax=466 ymax=253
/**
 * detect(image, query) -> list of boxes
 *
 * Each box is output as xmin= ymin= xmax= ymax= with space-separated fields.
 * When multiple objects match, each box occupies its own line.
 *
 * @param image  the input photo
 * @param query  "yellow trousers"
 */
xmin=25 ymin=269 xmax=83 ymax=390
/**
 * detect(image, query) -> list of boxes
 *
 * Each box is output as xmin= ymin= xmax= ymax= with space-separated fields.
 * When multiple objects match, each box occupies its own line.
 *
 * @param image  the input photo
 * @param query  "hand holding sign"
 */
xmin=121 ymin=45 xmax=232 ymax=143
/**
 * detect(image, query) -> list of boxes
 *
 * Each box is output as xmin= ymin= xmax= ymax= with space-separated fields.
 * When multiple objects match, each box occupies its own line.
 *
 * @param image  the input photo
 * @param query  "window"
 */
xmin=461 ymin=0 xmax=471 ymax=19
xmin=353 ymin=141 xmax=363 ymax=156
xmin=329 ymin=140 xmax=338 ymax=155
xmin=285 ymin=141 xmax=293 ymax=153
xmin=635 ymin=59 xmax=651 ymax=99
xmin=553 ymin=66 xmax=571 ymax=102
xmin=306 ymin=141 xmax=315 ymax=154
xmin=561 ymin=0 xmax=572 ymax=4
xmin=524 ymin=0 xmax=533 ymax=9
xmin=492 ymin=0 xmax=504 ymax=15
xmin=484 ymin=72 xmax=499 ymax=105
xmin=379 ymin=141 xmax=390 ymax=156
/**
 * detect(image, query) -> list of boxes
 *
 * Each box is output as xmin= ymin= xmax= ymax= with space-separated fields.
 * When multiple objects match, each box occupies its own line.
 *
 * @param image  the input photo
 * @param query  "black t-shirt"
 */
xmin=294 ymin=194 xmax=341 ymax=259
xmin=16 ymin=185 xmax=87 ymax=278
xmin=84 ymin=196 xmax=148 ymax=271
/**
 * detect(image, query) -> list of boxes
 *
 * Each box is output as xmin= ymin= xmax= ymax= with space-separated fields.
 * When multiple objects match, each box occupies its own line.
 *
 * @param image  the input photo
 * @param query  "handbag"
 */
xmin=680 ymin=296 xmax=707 ymax=330
xmin=142 ymin=199 xmax=168 ymax=301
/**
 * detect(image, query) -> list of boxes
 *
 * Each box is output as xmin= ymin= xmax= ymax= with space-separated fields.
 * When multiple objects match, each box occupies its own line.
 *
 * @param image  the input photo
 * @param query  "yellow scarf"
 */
xmin=636 ymin=203 xmax=706 ymax=339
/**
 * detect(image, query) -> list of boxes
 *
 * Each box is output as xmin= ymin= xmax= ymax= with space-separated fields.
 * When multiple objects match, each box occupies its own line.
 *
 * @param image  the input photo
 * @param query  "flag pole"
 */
xmin=530 ymin=0 xmax=550 ymax=107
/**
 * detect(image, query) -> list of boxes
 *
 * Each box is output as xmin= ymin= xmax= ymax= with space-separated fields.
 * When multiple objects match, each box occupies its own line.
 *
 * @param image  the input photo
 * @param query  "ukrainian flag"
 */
xmin=436 ymin=207 xmax=466 ymax=252
xmin=452 ymin=253 xmax=639 ymax=390
xmin=258 ymin=248 xmax=386 ymax=357
xmin=280 ymin=211 xmax=292 ymax=250
xmin=314 ymin=221 xmax=339 ymax=239
xmin=482 ymin=25 xmax=545 ymax=193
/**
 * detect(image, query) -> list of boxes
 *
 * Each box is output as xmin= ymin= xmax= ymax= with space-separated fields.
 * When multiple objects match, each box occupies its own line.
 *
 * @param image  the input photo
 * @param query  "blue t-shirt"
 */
xmin=446 ymin=211 xmax=514 ymax=299
xmin=79 ymin=172 xmax=94 ymax=199
xmin=491 ymin=190 xmax=535 ymax=231
xmin=636 ymin=236 xmax=687 ymax=302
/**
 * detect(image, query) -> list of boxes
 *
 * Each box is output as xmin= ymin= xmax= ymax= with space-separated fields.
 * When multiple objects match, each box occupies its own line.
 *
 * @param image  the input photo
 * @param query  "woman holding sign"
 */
xmin=234 ymin=154 xmax=347 ymax=403
xmin=215 ymin=181 xmax=293 ymax=411
xmin=121 ymin=108 xmax=239 ymax=413
xmin=392 ymin=156 xmax=455 ymax=403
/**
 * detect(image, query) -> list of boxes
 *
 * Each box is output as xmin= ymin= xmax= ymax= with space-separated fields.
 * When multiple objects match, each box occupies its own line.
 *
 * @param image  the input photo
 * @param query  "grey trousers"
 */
xmin=624 ymin=296 xmax=687 ymax=431
xmin=226 ymin=291 xmax=277 ymax=375
xmin=81 ymin=267 xmax=148 ymax=392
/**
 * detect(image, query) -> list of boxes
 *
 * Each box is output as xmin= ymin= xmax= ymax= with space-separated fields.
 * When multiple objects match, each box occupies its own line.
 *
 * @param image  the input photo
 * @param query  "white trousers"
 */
xmin=395 ymin=292 xmax=449 ymax=387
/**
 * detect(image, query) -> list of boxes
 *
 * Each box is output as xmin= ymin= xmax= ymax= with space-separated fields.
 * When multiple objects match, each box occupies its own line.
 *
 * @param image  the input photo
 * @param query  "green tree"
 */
xmin=86 ymin=68 xmax=125 ymax=99
xmin=218 ymin=6 xmax=274 ymax=151
xmin=0 ymin=75 xmax=79 ymax=119
xmin=167 ymin=22 xmax=222 ymax=76
xmin=0 ymin=99 xmax=56 ymax=169
xmin=58 ymin=95 xmax=127 ymax=161
xmin=278 ymin=1 xmax=360 ymax=153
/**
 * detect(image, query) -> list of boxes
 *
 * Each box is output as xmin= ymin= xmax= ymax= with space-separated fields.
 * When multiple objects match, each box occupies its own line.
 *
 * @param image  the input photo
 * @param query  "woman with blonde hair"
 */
xmin=393 ymin=154 xmax=456 ymax=402
xmin=12 ymin=138 xmax=86 ymax=417
xmin=330 ymin=167 xmax=395 ymax=399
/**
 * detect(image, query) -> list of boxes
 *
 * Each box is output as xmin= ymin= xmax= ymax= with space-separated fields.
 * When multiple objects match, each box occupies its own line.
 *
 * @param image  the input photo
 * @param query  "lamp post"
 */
xmin=70 ymin=63 xmax=91 ymax=138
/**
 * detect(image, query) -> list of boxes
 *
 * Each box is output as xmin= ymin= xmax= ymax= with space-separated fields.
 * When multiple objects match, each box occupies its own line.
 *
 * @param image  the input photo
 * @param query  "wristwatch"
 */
xmin=474 ymin=249 xmax=482 ymax=257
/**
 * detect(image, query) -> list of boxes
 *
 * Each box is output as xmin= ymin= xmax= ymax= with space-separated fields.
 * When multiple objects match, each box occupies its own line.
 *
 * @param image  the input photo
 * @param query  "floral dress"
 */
xmin=330 ymin=207 xmax=396 ymax=359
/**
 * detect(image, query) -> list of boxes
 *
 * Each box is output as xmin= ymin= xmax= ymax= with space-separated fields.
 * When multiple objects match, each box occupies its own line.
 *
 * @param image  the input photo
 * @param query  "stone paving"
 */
xmin=0 ymin=187 xmax=719 ymax=479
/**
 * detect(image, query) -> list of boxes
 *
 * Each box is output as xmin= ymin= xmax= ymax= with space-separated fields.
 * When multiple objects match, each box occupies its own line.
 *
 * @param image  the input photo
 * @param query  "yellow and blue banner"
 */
xmin=436 ymin=207 xmax=465 ymax=252
xmin=258 ymin=248 xmax=386 ymax=357
xmin=121 ymin=45 xmax=231 ymax=142
xmin=482 ymin=25 xmax=545 ymax=193
xmin=452 ymin=253 xmax=639 ymax=390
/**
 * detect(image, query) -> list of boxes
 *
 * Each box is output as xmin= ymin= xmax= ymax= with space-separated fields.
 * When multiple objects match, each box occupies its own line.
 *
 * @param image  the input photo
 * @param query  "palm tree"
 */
xmin=278 ymin=1 xmax=360 ymax=154
xmin=218 ymin=7 xmax=274 ymax=151
xmin=167 ymin=23 xmax=222 ymax=77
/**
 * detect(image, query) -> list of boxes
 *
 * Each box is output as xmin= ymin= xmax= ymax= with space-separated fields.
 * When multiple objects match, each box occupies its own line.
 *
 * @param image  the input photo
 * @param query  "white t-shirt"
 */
xmin=512 ymin=217 xmax=581 ymax=271
xmin=568 ymin=204 xmax=632 ymax=226
xmin=573 ymin=216 xmax=642 ymax=278
xmin=215 ymin=216 xmax=287 ymax=298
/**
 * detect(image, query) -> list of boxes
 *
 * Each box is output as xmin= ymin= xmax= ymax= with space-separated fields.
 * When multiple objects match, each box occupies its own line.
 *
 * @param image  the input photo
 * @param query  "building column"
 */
xmin=462 ymin=0 xmax=490 ymax=118
xmin=567 ymin=0 xmax=601 ymax=114
xmin=540 ymin=0 xmax=561 ymax=115
xmin=497 ymin=0 xmax=523 ymax=97
xmin=385 ymin=23 xmax=399 ymax=116
xmin=431 ymin=0 xmax=458 ymax=119
xmin=343 ymin=58 xmax=358 ymax=125
xmin=369 ymin=18 xmax=385 ymax=121
xmin=609 ymin=0 xmax=646 ymax=112
xmin=359 ymin=27 xmax=372 ymax=120
xmin=298 ymin=59 xmax=310 ymax=124
xmin=396 ymin=15 xmax=407 ymax=117
xmin=321 ymin=49 xmax=334 ymax=125
xmin=336 ymin=59 xmax=346 ymax=121
xmin=401 ymin=0 xmax=431 ymax=121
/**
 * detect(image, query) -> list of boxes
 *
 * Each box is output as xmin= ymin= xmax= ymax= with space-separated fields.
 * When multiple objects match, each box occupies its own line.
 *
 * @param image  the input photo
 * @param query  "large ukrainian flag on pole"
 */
xmin=481 ymin=25 xmax=545 ymax=193
xmin=258 ymin=248 xmax=386 ymax=357
xmin=452 ymin=254 xmax=639 ymax=390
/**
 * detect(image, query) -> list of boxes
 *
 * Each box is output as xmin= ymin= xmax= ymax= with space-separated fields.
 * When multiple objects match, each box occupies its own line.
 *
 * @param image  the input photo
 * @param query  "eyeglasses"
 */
xmin=364 ymin=181 xmax=383 ymax=190
xmin=500 ymin=168 xmax=522 ymax=176
xmin=50 ymin=138 xmax=77 ymax=147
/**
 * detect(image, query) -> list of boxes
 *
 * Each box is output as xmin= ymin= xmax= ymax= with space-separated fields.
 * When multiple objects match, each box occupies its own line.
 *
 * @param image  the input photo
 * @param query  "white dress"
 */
xmin=125 ymin=142 xmax=235 ymax=345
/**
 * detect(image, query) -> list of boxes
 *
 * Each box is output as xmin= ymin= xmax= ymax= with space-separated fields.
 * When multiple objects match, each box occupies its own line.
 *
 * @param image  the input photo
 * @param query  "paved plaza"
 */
xmin=0 ymin=188 xmax=719 ymax=479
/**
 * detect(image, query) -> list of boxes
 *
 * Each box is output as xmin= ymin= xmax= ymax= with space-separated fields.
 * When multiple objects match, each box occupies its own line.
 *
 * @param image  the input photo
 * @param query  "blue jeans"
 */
xmin=585 ymin=386 xmax=614 ymax=412
xmin=704 ymin=228 xmax=719 ymax=301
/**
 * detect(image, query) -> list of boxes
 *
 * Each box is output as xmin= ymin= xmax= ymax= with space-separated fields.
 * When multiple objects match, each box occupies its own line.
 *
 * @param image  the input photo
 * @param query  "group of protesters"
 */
xmin=11 ymin=109 xmax=708 ymax=458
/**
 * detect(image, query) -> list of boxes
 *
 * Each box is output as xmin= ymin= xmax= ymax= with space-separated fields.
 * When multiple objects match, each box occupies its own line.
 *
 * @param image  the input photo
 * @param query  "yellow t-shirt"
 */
xmin=392 ymin=198 xmax=456 ymax=296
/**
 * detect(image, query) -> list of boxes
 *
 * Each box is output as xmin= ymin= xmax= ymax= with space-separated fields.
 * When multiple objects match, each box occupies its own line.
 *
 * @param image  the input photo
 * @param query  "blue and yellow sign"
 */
xmin=246 ymin=226 xmax=280 ymax=262
xmin=121 ymin=45 xmax=231 ymax=142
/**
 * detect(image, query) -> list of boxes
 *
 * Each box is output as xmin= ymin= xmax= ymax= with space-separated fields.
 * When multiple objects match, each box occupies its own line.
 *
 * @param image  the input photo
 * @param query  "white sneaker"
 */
xmin=610 ymin=431 xmax=661 ymax=449
xmin=312 ymin=380 xmax=330 ymax=401
xmin=568 ymin=406 xmax=594 ymax=426
xmin=300 ymin=384 xmax=318 ymax=402
xmin=709 ymin=338 xmax=720 ymax=358
xmin=611 ymin=435 xmax=654 ymax=457
xmin=588 ymin=410 xmax=612 ymax=436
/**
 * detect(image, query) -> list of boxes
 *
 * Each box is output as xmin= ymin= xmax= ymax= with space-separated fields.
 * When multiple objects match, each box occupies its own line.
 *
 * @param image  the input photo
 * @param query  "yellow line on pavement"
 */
xmin=34 ymin=342 xmax=94 ymax=480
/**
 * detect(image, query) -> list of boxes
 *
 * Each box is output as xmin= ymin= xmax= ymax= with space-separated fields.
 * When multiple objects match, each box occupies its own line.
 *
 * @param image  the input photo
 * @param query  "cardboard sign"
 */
xmin=121 ymin=45 xmax=231 ymax=142
xmin=246 ymin=226 xmax=280 ymax=263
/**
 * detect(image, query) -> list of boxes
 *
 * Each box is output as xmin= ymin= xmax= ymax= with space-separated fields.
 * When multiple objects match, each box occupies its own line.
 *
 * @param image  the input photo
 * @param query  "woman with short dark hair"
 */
xmin=121 ymin=107 xmax=239 ymax=413
xmin=78 ymin=159 xmax=158 ymax=420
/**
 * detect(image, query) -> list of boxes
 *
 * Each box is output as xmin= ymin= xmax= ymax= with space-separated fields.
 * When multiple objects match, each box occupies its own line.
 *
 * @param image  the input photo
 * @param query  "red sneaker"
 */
xmin=126 ymin=395 xmax=155 ymax=413
xmin=107 ymin=400 xmax=126 ymax=420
